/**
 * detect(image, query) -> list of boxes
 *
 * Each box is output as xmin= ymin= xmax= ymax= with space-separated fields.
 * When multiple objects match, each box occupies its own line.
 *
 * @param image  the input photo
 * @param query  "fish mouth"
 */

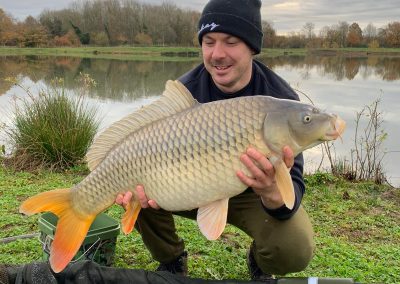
xmin=325 ymin=116 xmax=346 ymax=141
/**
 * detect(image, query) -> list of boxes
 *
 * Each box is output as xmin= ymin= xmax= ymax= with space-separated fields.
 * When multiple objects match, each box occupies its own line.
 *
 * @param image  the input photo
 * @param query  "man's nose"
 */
xmin=211 ymin=42 xmax=226 ymax=59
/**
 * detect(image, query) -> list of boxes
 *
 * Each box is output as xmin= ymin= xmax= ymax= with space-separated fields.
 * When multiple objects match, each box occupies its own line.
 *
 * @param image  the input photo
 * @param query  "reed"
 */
xmin=4 ymin=76 xmax=100 ymax=170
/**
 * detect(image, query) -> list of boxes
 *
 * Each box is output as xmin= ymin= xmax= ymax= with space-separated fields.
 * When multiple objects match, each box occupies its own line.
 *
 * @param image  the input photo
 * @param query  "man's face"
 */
xmin=201 ymin=32 xmax=254 ymax=94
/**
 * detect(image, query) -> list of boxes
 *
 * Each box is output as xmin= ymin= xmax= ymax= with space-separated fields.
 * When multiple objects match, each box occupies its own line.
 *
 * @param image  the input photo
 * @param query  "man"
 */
xmin=116 ymin=0 xmax=315 ymax=280
xmin=1 ymin=0 xmax=314 ymax=283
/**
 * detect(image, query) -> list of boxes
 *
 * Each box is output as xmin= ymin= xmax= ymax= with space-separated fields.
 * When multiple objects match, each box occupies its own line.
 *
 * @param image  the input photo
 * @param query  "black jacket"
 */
xmin=178 ymin=60 xmax=305 ymax=220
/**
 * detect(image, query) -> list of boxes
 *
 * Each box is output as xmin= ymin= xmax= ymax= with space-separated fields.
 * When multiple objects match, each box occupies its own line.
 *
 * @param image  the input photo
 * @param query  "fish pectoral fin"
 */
xmin=121 ymin=200 xmax=141 ymax=234
xmin=19 ymin=188 xmax=96 ymax=273
xmin=274 ymin=159 xmax=295 ymax=209
xmin=197 ymin=198 xmax=229 ymax=240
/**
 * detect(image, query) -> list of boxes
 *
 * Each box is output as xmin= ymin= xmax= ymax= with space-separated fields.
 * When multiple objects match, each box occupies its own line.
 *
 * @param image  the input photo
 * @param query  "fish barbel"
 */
xmin=20 ymin=80 xmax=345 ymax=272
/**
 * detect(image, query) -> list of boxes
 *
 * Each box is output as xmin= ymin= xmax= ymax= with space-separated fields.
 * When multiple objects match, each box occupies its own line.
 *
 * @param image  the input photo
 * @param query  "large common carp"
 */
xmin=20 ymin=80 xmax=345 ymax=272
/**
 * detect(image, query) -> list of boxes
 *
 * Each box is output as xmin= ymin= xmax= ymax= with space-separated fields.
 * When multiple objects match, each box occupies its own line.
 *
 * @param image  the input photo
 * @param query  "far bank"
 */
xmin=1 ymin=46 xmax=400 ymax=60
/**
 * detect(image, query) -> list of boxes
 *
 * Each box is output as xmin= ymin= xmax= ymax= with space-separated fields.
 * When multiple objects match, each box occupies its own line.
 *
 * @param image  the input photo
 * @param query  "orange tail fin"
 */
xmin=20 ymin=188 xmax=96 ymax=273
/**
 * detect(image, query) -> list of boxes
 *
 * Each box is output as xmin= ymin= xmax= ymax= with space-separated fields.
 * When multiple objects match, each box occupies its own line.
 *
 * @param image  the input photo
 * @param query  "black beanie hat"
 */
xmin=198 ymin=0 xmax=263 ymax=54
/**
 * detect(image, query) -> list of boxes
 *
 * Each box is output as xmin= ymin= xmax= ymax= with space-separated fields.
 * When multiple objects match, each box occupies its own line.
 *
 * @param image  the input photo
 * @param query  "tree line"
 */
xmin=0 ymin=0 xmax=399 ymax=48
xmin=269 ymin=21 xmax=400 ymax=49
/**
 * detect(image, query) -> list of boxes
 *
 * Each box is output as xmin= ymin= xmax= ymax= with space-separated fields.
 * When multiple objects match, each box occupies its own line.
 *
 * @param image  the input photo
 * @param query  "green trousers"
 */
xmin=135 ymin=189 xmax=315 ymax=275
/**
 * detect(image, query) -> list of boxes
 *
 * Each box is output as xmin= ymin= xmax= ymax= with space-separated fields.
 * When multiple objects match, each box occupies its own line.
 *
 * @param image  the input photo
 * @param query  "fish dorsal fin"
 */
xmin=86 ymin=80 xmax=198 ymax=171
xmin=197 ymin=198 xmax=229 ymax=240
xmin=272 ymin=158 xmax=295 ymax=209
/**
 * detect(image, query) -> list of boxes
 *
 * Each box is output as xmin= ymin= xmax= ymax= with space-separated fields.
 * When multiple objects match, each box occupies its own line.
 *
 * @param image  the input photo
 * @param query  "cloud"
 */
xmin=262 ymin=0 xmax=399 ymax=34
xmin=0 ymin=0 xmax=398 ymax=35
xmin=272 ymin=1 xmax=300 ymax=10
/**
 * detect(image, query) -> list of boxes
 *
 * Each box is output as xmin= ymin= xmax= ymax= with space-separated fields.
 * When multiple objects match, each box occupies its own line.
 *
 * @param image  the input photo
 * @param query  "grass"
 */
xmin=3 ymin=77 xmax=100 ymax=171
xmin=1 ymin=46 xmax=399 ymax=61
xmin=0 ymin=46 xmax=203 ymax=62
xmin=0 ymin=167 xmax=398 ymax=283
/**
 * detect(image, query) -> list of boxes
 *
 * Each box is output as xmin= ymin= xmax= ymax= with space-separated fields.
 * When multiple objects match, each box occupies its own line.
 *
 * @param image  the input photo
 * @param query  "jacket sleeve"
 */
xmin=261 ymin=153 xmax=305 ymax=220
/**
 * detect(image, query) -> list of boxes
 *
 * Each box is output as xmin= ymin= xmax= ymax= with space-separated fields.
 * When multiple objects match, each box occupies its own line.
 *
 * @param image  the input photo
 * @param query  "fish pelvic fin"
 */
xmin=197 ymin=198 xmax=229 ymax=240
xmin=273 ymin=159 xmax=295 ymax=209
xmin=121 ymin=200 xmax=141 ymax=234
xmin=19 ymin=188 xmax=96 ymax=273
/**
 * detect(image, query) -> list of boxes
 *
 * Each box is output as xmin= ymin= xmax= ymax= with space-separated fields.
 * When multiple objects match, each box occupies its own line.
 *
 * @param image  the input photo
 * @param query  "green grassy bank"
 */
xmin=0 ymin=46 xmax=203 ymax=61
xmin=1 ymin=46 xmax=399 ymax=60
xmin=0 ymin=167 xmax=399 ymax=283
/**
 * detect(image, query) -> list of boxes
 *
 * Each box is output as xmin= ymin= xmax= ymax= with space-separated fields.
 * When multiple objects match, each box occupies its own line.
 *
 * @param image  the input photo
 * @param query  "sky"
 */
xmin=0 ymin=0 xmax=399 ymax=35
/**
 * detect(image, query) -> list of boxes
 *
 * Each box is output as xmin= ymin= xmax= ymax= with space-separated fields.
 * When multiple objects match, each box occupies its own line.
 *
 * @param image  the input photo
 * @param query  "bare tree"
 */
xmin=337 ymin=21 xmax=349 ymax=47
xmin=351 ymin=99 xmax=387 ymax=184
xmin=363 ymin=23 xmax=377 ymax=43
xmin=302 ymin=22 xmax=315 ymax=40
xmin=262 ymin=20 xmax=276 ymax=48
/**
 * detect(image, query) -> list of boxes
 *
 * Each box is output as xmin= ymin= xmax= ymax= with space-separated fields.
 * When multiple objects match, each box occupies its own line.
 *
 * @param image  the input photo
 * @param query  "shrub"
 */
xmin=91 ymin=31 xmax=109 ymax=46
xmin=134 ymin=33 xmax=153 ymax=45
xmin=53 ymin=30 xmax=81 ymax=47
xmin=349 ymin=99 xmax=387 ymax=184
xmin=368 ymin=40 xmax=380 ymax=49
xmin=4 ymin=76 xmax=100 ymax=170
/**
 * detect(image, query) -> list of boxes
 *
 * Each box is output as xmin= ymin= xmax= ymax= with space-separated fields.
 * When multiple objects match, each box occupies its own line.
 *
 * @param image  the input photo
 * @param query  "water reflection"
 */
xmin=0 ymin=56 xmax=200 ymax=100
xmin=0 ymin=54 xmax=399 ymax=187
xmin=1 ymin=55 xmax=400 ymax=100
xmin=259 ymin=55 xmax=400 ymax=82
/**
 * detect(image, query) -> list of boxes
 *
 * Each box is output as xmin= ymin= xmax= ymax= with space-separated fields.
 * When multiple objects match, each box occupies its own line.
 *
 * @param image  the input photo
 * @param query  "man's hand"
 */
xmin=115 ymin=185 xmax=160 ymax=210
xmin=236 ymin=146 xmax=294 ymax=210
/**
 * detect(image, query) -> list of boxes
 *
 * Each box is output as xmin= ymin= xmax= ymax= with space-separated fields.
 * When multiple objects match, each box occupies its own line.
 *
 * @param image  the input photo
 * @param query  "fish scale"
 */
xmin=20 ymin=80 xmax=346 ymax=273
xmin=72 ymin=96 xmax=265 ymax=215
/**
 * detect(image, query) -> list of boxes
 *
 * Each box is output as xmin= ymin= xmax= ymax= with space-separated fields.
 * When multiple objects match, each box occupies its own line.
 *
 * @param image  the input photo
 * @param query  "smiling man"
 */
xmin=1 ymin=0 xmax=316 ymax=283
xmin=117 ymin=0 xmax=316 ymax=281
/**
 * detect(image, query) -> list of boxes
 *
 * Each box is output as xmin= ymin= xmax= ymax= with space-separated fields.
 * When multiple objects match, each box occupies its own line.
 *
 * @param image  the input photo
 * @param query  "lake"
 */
xmin=0 ymin=54 xmax=399 ymax=187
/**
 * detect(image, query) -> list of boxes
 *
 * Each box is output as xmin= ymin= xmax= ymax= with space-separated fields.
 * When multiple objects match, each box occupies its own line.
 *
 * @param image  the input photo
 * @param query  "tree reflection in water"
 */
xmin=0 ymin=54 xmax=399 ymax=186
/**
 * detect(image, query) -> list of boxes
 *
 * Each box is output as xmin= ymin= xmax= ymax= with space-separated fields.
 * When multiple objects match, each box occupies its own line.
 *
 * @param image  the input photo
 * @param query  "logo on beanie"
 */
xmin=199 ymin=22 xmax=220 ymax=33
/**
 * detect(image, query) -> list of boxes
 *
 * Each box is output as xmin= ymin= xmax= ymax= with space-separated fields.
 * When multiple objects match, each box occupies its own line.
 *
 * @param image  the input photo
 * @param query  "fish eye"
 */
xmin=303 ymin=115 xmax=312 ymax=123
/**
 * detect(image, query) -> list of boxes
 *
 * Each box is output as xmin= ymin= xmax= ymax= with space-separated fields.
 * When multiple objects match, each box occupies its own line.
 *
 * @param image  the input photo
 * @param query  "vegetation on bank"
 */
xmin=0 ymin=46 xmax=203 ymax=61
xmin=3 ymin=76 xmax=100 ymax=171
xmin=1 ymin=46 xmax=400 ymax=61
xmin=0 ymin=167 xmax=398 ymax=283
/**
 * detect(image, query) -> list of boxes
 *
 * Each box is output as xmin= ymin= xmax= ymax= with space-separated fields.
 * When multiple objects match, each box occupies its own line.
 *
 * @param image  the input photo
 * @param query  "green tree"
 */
xmin=70 ymin=21 xmax=90 ymax=44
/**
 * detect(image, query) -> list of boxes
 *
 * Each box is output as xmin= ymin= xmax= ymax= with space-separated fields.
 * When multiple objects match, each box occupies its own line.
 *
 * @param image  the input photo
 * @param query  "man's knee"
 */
xmin=253 ymin=207 xmax=316 ymax=275
xmin=256 ymin=234 xmax=315 ymax=275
